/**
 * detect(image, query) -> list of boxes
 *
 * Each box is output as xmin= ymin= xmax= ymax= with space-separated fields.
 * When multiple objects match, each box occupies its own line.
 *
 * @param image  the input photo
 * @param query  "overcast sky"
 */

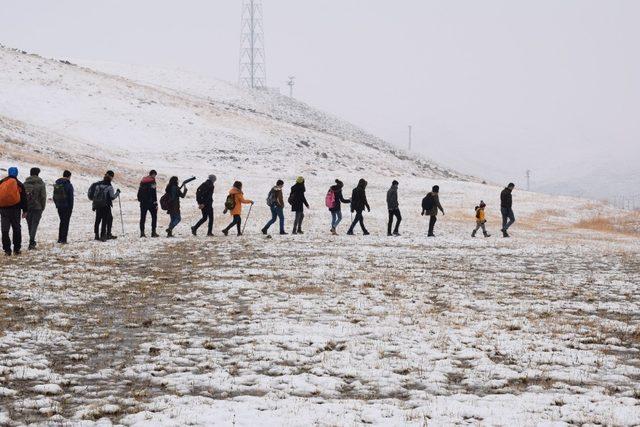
xmin=1 ymin=0 xmax=638 ymax=197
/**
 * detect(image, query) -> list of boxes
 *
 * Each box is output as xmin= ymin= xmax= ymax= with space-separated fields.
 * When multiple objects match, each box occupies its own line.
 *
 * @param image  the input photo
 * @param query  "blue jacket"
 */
xmin=53 ymin=178 xmax=74 ymax=210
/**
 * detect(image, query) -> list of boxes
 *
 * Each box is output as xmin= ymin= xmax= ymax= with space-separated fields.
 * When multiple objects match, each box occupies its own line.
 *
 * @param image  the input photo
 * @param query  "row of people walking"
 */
xmin=0 ymin=166 xmax=518 ymax=256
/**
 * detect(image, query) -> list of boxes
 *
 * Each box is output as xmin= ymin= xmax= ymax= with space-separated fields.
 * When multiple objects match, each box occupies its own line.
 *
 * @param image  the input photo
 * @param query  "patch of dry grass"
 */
xmin=574 ymin=213 xmax=640 ymax=237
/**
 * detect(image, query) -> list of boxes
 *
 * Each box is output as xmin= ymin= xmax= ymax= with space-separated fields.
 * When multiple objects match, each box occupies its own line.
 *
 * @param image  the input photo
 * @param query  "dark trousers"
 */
xmin=94 ymin=206 xmax=112 ymax=238
xmin=223 ymin=215 xmax=242 ymax=235
xmin=57 ymin=207 xmax=72 ymax=243
xmin=193 ymin=204 xmax=214 ymax=234
xmin=428 ymin=215 xmax=437 ymax=236
xmin=293 ymin=211 xmax=304 ymax=232
xmin=263 ymin=205 xmax=285 ymax=233
xmin=388 ymin=209 xmax=401 ymax=234
xmin=501 ymin=207 xmax=515 ymax=231
xmin=26 ymin=209 xmax=43 ymax=245
xmin=1 ymin=208 xmax=22 ymax=253
xmin=140 ymin=204 xmax=158 ymax=234
xmin=348 ymin=210 xmax=368 ymax=234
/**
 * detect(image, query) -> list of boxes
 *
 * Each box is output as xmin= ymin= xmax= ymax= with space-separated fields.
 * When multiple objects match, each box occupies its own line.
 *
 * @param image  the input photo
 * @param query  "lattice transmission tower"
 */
xmin=239 ymin=0 xmax=267 ymax=89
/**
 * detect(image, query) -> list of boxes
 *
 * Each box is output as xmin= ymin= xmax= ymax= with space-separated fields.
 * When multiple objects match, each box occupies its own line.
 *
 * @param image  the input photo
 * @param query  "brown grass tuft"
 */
xmin=574 ymin=213 xmax=640 ymax=237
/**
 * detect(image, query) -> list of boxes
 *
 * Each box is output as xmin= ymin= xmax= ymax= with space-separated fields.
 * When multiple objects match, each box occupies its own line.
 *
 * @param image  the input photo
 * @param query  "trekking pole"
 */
xmin=242 ymin=203 xmax=253 ymax=235
xmin=117 ymin=193 xmax=125 ymax=236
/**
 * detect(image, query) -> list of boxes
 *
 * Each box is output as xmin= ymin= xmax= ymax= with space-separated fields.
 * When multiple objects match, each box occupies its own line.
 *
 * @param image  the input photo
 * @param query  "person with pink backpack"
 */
xmin=326 ymin=179 xmax=351 ymax=235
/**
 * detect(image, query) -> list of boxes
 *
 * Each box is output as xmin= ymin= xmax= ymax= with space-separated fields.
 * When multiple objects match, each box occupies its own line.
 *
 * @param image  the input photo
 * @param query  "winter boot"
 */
xmin=280 ymin=231 xmax=288 ymax=235
xmin=28 ymin=241 xmax=36 ymax=250
xmin=471 ymin=230 xmax=477 ymax=238
xmin=502 ymin=229 xmax=509 ymax=238
xmin=363 ymin=230 xmax=370 ymax=236
xmin=166 ymin=228 xmax=173 ymax=238
xmin=484 ymin=231 xmax=491 ymax=238
xmin=151 ymin=231 xmax=159 ymax=238
xmin=140 ymin=232 xmax=146 ymax=238
xmin=222 ymin=229 xmax=229 ymax=236
xmin=191 ymin=226 xmax=197 ymax=236
xmin=297 ymin=229 xmax=304 ymax=235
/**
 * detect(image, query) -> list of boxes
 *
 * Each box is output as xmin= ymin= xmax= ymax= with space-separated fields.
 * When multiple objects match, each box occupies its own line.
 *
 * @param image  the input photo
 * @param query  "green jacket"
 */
xmin=24 ymin=176 xmax=47 ymax=211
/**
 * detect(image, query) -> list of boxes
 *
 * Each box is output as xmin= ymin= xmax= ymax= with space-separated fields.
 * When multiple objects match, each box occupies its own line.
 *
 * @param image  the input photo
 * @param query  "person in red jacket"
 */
xmin=0 ymin=167 xmax=28 ymax=256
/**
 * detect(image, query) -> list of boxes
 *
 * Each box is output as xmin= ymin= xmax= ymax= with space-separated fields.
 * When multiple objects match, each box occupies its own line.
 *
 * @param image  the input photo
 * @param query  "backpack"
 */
xmin=53 ymin=182 xmax=67 ymax=204
xmin=0 ymin=178 xmax=20 ymax=208
xmin=325 ymin=188 xmax=336 ymax=209
xmin=92 ymin=184 xmax=109 ymax=209
xmin=136 ymin=185 xmax=144 ymax=203
xmin=422 ymin=193 xmax=435 ymax=212
xmin=266 ymin=188 xmax=277 ymax=206
xmin=196 ymin=182 xmax=209 ymax=205
xmin=475 ymin=207 xmax=481 ymax=219
xmin=224 ymin=194 xmax=236 ymax=211
xmin=288 ymin=192 xmax=294 ymax=206
xmin=87 ymin=181 xmax=99 ymax=200
xmin=159 ymin=193 xmax=171 ymax=211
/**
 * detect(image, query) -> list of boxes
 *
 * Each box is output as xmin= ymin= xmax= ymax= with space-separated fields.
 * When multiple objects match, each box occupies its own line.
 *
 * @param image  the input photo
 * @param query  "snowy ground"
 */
xmin=0 ymin=185 xmax=639 ymax=426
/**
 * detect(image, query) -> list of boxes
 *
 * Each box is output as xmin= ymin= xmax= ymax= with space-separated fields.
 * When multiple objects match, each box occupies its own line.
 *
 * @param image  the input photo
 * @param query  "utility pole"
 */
xmin=239 ymin=0 xmax=267 ymax=89
xmin=287 ymin=76 xmax=295 ymax=97
xmin=526 ymin=170 xmax=531 ymax=191
xmin=408 ymin=125 xmax=412 ymax=151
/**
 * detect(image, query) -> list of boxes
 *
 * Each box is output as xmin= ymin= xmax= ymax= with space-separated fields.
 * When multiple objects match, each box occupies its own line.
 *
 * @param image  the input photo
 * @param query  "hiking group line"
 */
xmin=0 ymin=166 xmax=517 ymax=256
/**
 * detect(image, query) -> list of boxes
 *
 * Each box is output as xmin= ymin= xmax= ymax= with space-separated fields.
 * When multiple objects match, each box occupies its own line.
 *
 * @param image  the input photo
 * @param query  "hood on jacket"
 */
xmin=357 ymin=179 xmax=367 ymax=189
xmin=25 ymin=176 xmax=44 ymax=185
xmin=141 ymin=176 xmax=156 ymax=184
xmin=229 ymin=187 xmax=242 ymax=195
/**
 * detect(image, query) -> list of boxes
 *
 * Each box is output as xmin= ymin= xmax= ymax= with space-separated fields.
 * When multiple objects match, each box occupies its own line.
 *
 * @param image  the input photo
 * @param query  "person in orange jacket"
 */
xmin=222 ymin=181 xmax=253 ymax=236
xmin=472 ymin=200 xmax=491 ymax=238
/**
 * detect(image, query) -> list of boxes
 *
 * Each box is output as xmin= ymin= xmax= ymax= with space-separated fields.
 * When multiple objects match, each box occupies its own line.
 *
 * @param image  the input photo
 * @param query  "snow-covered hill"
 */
xmin=0 ymin=46 xmax=466 ymax=186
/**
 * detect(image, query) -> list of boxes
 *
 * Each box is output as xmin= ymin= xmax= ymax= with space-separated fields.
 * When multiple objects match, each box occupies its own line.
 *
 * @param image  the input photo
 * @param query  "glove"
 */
xmin=198 ymin=204 xmax=204 ymax=210
xmin=367 ymin=207 xmax=371 ymax=213
xmin=223 ymin=209 xmax=228 ymax=214
xmin=421 ymin=210 xmax=425 ymax=216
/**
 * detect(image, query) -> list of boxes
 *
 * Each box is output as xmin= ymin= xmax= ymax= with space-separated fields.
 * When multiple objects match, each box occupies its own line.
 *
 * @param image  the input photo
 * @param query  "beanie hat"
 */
xmin=432 ymin=185 xmax=440 ymax=193
xmin=8 ymin=167 xmax=18 ymax=177
xmin=392 ymin=180 xmax=398 ymax=186
xmin=208 ymin=174 xmax=217 ymax=183
xmin=276 ymin=179 xmax=284 ymax=186
xmin=335 ymin=179 xmax=343 ymax=188
xmin=106 ymin=170 xmax=115 ymax=178
xmin=296 ymin=176 xmax=304 ymax=184
xmin=479 ymin=200 xmax=486 ymax=208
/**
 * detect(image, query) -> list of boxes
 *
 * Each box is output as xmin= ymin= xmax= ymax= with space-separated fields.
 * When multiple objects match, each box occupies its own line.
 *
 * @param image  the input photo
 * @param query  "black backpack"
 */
xmin=92 ymin=184 xmax=109 ymax=209
xmin=196 ymin=182 xmax=209 ymax=205
xmin=266 ymin=188 xmax=277 ymax=206
xmin=53 ymin=182 xmax=66 ymax=204
xmin=422 ymin=193 xmax=435 ymax=212
xmin=87 ymin=181 xmax=99 ymax=201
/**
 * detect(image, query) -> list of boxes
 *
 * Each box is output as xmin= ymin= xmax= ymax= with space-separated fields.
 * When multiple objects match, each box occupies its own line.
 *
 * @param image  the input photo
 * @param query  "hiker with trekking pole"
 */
xmin=222 ymin=181 xmax=253 ymax=236
xmin=160 ymin=176 xmax=195 ymax=237
xmin=88 ymin=170 xmax=120 ymax=242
